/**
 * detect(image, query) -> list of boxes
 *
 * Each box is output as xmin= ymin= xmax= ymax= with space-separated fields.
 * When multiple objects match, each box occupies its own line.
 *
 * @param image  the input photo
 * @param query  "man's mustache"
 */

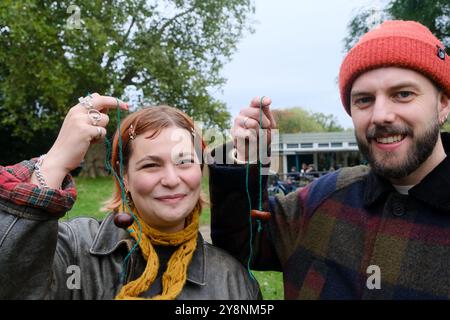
xmin=366 ymin=125 xmax=414 ymax=141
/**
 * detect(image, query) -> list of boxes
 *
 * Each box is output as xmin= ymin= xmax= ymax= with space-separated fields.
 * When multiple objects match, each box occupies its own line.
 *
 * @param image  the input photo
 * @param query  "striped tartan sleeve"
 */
xmin=257 ymin=189 xmax=306 ymax=268
xmin=0 ymin=159 xmax=77 ymax=217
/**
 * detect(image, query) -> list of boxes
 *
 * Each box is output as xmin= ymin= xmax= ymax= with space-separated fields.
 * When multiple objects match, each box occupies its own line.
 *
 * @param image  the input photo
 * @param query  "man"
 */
xmin=288 ymin=166 xmax=299 ymax=181
xmin=208 ymin=20 xmax=450 ymax=299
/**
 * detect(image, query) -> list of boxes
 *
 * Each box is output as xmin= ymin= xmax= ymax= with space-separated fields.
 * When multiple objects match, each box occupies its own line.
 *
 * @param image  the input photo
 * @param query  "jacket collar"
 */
xmin=89 ymin=213 xmax=206 ymax=285
xmin=364 ymin=132 xmax=450 ymax=211
xmin=409 ymin=155 xmax=450 ymax=211
xmin=363 ymin=170 xmax=395 ymax=208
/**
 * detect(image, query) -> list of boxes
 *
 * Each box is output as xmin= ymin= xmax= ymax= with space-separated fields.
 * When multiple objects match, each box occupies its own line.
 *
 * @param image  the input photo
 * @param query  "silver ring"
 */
xmin=242 ymin=117 xmax=250 ymax=129
xmin=96 ymin=127 xmax=103 ymax=140
xmin=88 ymin=109 xmax=102 ymax=126
xmin=79 ymin=96 xmax=94 ymax=110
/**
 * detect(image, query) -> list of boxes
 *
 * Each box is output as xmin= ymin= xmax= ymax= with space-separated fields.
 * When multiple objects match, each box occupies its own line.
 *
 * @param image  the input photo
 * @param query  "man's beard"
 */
xmin=356 ymin=118 xmax=440 ymax=179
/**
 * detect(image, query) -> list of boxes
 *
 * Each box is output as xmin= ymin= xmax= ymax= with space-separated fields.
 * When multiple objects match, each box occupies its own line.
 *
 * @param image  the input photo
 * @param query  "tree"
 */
xmin=344 ymin=0 xmax=450 ymax=54
xmin=343 ymin=5 xmax=390 ymax=52
xmin=310 ymin=112 xmax=344 ymax=132
xmin=272 ymin=107 xmax=344 ymax=134
xmin=0 ymin=0 xmax=254 ymax=166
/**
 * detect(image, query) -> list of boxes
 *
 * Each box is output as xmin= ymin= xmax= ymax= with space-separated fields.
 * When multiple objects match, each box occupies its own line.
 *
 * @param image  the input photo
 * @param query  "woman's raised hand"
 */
xmin=30 ymin=93 xmax=128 ymax=189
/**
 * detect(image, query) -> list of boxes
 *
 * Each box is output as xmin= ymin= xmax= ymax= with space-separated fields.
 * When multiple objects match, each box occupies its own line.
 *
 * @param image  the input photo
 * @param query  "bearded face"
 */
xmin=356 ymin=117 xmax=440 ymax=179
xmin=350 ymin=67 xmax=448 ymax=182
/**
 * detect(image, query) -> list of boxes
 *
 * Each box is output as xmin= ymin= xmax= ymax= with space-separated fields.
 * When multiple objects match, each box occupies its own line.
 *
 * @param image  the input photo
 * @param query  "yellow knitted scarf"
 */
xmin=115 ymin=203 xmax=200 ymax=300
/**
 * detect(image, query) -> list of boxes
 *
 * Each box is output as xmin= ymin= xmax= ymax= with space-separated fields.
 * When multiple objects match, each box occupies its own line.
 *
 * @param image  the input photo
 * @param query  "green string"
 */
xmin=258 ymin=97 xmax=264 ymax=212
xmin=245 ymin=96 xmax=265 ymax=280
xmin=103 ymin=98 xmax=142 ymax=284
xmin=245 ymin=161 xmax=255 ymax=280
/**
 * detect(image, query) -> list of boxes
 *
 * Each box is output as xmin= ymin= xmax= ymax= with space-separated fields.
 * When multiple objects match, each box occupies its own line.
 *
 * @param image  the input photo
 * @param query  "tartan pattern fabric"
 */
xmin=0 ymin=159 xmax=77 ymax=216
xmin=210 ymin=157 xmax=450 ymax=300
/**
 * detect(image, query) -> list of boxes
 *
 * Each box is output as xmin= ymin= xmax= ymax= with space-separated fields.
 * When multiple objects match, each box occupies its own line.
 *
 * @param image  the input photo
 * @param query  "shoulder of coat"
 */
xmin=335 ymin=165 xmax=370 ymax=190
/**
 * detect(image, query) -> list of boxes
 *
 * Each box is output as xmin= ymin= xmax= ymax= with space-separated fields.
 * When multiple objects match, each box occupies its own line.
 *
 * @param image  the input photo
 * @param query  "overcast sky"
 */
xmin=213 ymin=0 xmax=382 ymax=129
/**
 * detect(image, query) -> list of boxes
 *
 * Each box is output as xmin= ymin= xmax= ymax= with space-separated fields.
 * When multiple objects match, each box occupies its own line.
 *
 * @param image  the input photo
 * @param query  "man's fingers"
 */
xmin=257 ymin=96 xmax=276 ymax=129
xmin=245 ymin=96 xmax=275 ymax=129
xmin=263 ymin=107 xmax=277 ymax=129
xmin=235 ymin=115 xmax=258 ymax=130
xmin=249 ymin=96 xmax=272 ymax=109
xmin=236 ymin=110 xmax=271 ymax=129
xmin=232 ymin=126 xmax=258 ymax=142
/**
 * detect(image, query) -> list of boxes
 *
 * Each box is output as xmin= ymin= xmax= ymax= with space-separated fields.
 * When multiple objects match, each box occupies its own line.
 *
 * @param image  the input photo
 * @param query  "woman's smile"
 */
xmin=154 ymin=193 xmax=187 ymax=204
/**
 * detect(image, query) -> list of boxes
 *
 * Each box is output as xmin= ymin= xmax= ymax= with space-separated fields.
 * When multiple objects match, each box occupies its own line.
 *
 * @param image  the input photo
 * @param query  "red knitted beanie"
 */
xmin=339 ymin=20 xmax=450 ymax=115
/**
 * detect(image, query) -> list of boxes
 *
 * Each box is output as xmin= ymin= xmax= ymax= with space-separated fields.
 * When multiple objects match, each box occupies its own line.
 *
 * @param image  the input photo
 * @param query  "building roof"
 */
xmin=270 ymin=130 xmax=359 ymax=153
xmin=276 ymin=131 xmax=356 ymax=144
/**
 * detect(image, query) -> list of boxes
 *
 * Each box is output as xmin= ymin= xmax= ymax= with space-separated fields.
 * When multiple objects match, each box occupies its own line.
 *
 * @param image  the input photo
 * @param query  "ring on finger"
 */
xmin=88 ymin=109 xmax=102 ymax=126
xmin=242 ymin=117 xmax=250 ymax=129
xmin=79 ymin=96 xmax=94 ymax=110
xmin=96 ymin=127 xmax=103 ymax=140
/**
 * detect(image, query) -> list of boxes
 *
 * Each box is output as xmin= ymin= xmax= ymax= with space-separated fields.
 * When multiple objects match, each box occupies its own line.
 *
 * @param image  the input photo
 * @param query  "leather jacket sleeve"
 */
xmin=0 ymin=160 xmax=77 ymax=299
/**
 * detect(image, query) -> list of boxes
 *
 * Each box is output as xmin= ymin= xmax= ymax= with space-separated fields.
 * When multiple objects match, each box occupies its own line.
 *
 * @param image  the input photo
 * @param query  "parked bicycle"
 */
xmin=267 ymin=171 xmax=323 ymax=197
xmin=268 ymin=175 xmax=298 ymax=196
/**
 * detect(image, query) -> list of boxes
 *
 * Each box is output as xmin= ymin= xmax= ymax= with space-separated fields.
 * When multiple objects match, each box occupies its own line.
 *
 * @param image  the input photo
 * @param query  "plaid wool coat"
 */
xmin=209 ymin=136 xmax=450 ymax=300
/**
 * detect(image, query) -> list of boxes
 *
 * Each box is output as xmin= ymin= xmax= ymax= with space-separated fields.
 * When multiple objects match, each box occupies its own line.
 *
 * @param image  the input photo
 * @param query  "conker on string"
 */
xmin=251 ymin=209 xmax=271 ymax=221
xmin=114 ymin=212 xmax=134 ymax=228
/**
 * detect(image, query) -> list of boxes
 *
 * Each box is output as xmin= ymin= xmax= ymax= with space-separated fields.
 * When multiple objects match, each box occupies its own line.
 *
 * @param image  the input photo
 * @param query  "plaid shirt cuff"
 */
xmin=0 ymin=159 xmax=77 ymax=216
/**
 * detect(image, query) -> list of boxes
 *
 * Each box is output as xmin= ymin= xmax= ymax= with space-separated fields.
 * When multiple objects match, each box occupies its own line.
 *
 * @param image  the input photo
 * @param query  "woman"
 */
xmin=0 ymin=93 xmax=261 ymax=300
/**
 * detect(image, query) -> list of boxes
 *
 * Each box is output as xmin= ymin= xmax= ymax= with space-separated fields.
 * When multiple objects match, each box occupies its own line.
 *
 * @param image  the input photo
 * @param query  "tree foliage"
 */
xmin=0 ymin=0 xmax=254 ymax=164
xmin=310 ymin=112 xmax=345 ymax=132
xmin=344 ymin=0 xmax=450 ymax=53
xmin=273 ymin=107 xmax=344 ymax=134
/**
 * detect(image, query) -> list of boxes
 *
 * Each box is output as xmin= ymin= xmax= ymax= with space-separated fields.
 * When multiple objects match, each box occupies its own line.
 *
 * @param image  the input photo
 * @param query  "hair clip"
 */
xmin=191 ymin=127 xmax=195 ymax=137
xmin=129 ymin=124 xmax=136 ymax=140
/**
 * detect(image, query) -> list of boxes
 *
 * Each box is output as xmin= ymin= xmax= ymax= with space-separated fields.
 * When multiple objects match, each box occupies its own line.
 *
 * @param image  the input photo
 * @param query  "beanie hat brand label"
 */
xmin=438 ymin=46 xmax=446 ymax=60
xmin=339 ymin=20 xmax=450 ymax=115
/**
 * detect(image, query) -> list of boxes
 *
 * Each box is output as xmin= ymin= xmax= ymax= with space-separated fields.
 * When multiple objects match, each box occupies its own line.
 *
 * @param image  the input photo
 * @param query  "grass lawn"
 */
xmin=67 ymin=174 xmax=284 ymax=300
